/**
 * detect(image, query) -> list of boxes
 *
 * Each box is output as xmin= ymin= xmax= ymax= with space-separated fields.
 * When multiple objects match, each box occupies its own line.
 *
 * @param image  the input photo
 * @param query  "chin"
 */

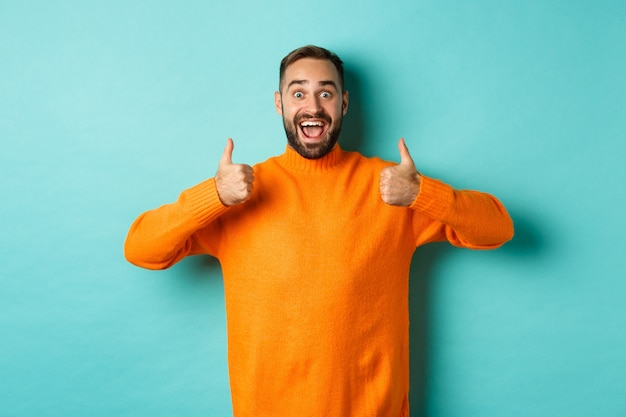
xmin=284 ymin=120 xmax=342 ymax=160
xmin=292 ymin=136 xmax=336 ymax=159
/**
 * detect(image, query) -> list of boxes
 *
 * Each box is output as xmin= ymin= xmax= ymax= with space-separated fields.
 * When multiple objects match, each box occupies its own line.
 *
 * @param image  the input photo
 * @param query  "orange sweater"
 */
xmin=125 ymin=145 xmax=513 ymax=417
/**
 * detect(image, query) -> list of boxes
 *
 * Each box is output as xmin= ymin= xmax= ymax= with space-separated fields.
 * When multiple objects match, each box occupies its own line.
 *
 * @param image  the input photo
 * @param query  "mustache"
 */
xmin=295 ymin=111 xmax=332 ymax=124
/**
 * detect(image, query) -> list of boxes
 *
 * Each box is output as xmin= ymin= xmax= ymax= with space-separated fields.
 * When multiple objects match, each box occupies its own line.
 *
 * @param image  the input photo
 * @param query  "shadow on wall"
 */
xmin=499 ymin=208 xmax=546 ymax=258
xmin=408 ymin=242 xmax=448 ymax=416
xmin=408 ymin=207 xmax=544 ymax=416
xmin=340 ymin=65 xmax=368 ymax=154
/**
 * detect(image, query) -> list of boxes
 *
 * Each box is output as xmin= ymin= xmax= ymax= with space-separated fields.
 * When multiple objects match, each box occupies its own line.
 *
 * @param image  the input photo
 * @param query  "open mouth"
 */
xmin=299 ymin=119 xmax=327 ymax=141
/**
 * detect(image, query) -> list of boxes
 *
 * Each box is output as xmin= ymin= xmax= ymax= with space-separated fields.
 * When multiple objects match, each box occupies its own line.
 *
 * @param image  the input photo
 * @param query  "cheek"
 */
xmin=330 ymin=103 xmax=344 ymax=118
xmin=282 ymin=104 xmax=299 ymax=119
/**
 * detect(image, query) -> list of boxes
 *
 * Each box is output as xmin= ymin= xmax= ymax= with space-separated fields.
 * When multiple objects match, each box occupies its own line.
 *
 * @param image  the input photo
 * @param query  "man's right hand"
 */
xmin=215 ymin=138 xmax=255 ymax=206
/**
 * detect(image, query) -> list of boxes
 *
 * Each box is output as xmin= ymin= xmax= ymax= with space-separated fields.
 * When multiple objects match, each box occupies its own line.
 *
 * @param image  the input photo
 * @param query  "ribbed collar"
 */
xmin=277 ymin=144 xmax=346 ymax=173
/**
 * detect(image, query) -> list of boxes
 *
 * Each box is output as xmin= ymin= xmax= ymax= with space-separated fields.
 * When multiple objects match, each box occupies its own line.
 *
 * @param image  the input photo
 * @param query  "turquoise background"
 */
xmin=2 ymin=1 xmax=625 ymax=416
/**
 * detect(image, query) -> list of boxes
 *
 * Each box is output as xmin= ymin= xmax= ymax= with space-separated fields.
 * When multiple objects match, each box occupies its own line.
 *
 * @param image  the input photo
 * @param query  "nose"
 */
xmin=304 ymin=94 xmax=323 ymax=113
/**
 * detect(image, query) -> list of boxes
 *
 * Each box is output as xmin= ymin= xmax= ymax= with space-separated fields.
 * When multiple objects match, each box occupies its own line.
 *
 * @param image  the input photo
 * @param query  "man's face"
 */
xmin=275 ymin=58 xmax=349 ymax=159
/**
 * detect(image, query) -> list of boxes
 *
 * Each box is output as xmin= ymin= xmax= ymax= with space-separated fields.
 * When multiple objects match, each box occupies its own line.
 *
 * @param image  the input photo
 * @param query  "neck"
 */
xmin=279 ymin=144 xmax=345 ymax=173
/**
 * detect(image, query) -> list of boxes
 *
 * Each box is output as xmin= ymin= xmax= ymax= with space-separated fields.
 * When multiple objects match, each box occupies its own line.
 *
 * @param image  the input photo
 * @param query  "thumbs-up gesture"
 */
xmin=380 ymin=138 xmax=421 ymax=207
xmin=215 ymin=138 xmax=255 ymax=206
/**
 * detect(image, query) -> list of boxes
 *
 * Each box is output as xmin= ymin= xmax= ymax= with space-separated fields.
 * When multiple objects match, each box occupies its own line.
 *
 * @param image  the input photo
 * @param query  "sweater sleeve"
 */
xmin=124 ymin=178 xmax=229 ymax=270
xmin=409 ymin=175 xmax=514 ymax=249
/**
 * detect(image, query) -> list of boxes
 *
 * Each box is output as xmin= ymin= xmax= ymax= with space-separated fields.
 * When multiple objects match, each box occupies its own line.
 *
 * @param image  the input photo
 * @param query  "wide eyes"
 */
xmin=292 ymin=91 xmax=333 ymax=99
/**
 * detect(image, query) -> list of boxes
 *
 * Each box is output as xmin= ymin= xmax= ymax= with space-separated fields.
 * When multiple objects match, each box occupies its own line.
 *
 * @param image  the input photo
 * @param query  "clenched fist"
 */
xmin=215 ymin=138 xmax=255 ymax=206
xmin=380 ymin=138 xmax=421 ymax=206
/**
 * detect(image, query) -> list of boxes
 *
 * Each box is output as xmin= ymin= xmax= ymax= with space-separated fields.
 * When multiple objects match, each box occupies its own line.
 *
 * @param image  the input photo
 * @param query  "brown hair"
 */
xmin=279 ymin=45 xmax=345 ymax=92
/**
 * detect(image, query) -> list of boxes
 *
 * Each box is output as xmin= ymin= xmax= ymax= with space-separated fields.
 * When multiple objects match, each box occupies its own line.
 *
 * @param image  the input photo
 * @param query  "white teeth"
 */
xmin=300 ymin=121 xmax=324 ymax=127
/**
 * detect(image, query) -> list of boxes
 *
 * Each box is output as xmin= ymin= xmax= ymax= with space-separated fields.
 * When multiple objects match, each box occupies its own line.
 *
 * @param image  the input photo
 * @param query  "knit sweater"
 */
xmin=124 ymin=145 xmax=513 ymax=417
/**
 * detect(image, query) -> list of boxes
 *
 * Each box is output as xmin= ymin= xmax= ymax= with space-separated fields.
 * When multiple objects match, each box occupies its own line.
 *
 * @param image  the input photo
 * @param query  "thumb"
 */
xmin=220 ymin=138 xmax=234 ymax=166
xmin=398 ymin=138 xmax=415 ymax=168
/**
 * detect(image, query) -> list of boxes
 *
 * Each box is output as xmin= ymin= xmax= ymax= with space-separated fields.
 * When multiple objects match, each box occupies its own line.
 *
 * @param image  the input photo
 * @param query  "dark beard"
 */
xmin=283 ymin=113 xmax=343 ymax=160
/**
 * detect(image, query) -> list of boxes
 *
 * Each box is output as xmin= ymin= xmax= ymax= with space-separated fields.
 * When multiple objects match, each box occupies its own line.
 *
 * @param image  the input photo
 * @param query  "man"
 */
xmin=125 ymin=45 xmax=513 ymax=417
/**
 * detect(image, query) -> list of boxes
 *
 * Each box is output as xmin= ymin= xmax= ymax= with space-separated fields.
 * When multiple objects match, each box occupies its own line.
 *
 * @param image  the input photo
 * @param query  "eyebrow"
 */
xmin=286 ymin=79 xmax=339 ymax=91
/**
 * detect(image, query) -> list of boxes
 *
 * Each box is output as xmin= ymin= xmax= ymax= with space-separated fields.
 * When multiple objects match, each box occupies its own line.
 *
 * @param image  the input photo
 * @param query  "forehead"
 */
xmin=282 ymin=58 xmax=340 ymax=89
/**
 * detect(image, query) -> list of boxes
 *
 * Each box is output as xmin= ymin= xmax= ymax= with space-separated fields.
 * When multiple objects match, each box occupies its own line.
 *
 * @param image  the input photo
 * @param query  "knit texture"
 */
xmin=125 ymin=145 xmax=513 ymax=417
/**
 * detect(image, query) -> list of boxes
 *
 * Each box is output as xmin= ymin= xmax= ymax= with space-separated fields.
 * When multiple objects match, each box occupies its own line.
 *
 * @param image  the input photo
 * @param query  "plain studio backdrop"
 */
xmin=1 ymin=1 xmax=624 ymax=416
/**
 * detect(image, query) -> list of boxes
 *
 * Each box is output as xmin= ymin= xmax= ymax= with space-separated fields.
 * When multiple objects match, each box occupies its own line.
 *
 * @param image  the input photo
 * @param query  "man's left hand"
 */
xmin=380 ymin=138 xmax=421 ymax=206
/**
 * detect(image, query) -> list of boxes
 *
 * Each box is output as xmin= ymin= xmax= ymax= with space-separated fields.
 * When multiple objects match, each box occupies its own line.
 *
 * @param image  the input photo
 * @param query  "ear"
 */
xmin=274 ymin=91 xmax=283 ymax=115
xmin=342 ymin=90 xmax=349 ymax=115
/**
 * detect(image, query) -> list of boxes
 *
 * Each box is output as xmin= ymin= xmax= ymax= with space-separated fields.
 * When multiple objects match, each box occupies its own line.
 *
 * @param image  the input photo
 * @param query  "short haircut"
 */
xmin=279 ymin=45 xmax=345 ymax=92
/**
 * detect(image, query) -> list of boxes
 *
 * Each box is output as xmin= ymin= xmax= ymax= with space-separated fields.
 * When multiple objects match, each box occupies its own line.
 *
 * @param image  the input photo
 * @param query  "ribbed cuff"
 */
xmin=179 ymin=178 xmax=229 ymax=226
xmin=409 ymin=176 xmax=454 ymax=220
